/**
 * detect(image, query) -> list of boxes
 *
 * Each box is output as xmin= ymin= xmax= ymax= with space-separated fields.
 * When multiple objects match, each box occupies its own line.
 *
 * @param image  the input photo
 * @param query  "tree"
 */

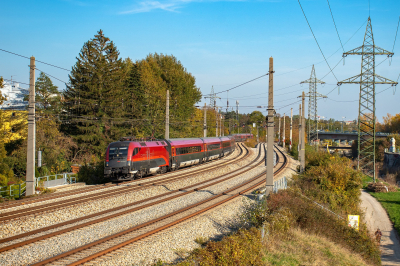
xmin=35 ymin=72 xmax=61 ymax=114
xmin=125 ymin=53 xmax=202 ymax=139
xmin=62 ymin=30 xmax=125 ymax=157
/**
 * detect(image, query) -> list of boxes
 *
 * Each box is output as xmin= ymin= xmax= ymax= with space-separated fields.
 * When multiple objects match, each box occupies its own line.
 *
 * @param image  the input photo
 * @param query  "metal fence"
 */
xmin=273 ymin=176 xmax=288 ymax=193
xmin=1 ymin=173 xmax=76 ymax=199
xmin=0 ymin=182 xmax=26 ymax=198
xmin=36 ymin=173 xmax=76 ymax=188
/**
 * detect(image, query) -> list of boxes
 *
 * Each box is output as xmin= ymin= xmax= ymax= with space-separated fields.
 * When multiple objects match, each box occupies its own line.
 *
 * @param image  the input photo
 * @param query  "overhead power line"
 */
xmin=2 ymin=78 xmax=30 ymax=86
xmin=0 ymin=48 xmax=70 ymax=72
xmin=326 ymin=0 xmax=344 ymax=52
xmin=35 ymin=68 xmax=69 ymax=85
xmin=297 ymin=0 xmax=339 ymax=82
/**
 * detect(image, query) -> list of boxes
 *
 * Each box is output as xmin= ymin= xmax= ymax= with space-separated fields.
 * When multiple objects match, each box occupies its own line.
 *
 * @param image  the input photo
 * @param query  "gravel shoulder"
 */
xmin=360 ymin=190 xmax=400 ymax=265
xmin=91 ymin=145 xmax=298 ymax=266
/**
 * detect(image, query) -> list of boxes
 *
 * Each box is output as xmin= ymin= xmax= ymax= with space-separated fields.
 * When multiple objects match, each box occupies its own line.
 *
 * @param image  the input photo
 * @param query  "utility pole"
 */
xmin=282 ymin=114 xmax=286 ymax=148
xmin=298 ymin=104 xmax=302 ymax=172
xmin=203 ymin=103 xmax=207 ymax=137
xmin=341 ymin=116 xmax=345 ymax=133
xmin=301 ymin=92 xmax=306 ymax=172
xmin=278 ymin=116 xmax=281 ymax=145
xmin=266 ymin=57 xmax=275 ymax=197
xmin=338 ymin=17 xmax=397 ymax=181
xmin=216 ymin=107 xmax=219 ymax=137
xmin=165 ymin=90 xmax=170 ymax=139
xmin=236 ymin=101 xmax=239 ymax=134
xmin=300 ymin=65 xmax=326 ymax=145
xmin=26 ymin=56 xmax=35 ymax=196
xmin=289 ymin=108 xmax=293 ymax=151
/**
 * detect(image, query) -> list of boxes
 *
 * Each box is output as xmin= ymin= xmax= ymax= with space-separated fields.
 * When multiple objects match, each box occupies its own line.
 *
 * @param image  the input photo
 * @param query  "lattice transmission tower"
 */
xmin=300 ymin=65 xmax=326 ymax=144
xmin=338 ymin=17 xmax=397 ymax=181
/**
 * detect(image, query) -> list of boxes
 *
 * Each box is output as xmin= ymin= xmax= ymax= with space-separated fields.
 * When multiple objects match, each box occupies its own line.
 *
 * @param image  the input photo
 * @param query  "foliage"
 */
xmin=289 ymin=141 xmax=299 ymax=159
xmin=378 ymin=113 xmax=400 ymax=133
xmin=0 ymin=142 xmax=14 ymax=187
xmin=77 ymin=161 xmax=105 ymax=185
xmin=125 ymin=53 xmax=202 ymax=139
xmin=293 ymin=148 xmax=362 ymax=213
xmin=8 ymin=118 xmax=76 ymax=177
xmin=34 ymin=72 xmax=61 ymax=114
xmin=63 ymin=29 xmax=125 ymax=156
xmin=266 ymin=191 xmax=380 ymax=265
xmin=370 ymin=191 xmax=400 ymax=236
xmin=178 ymin=228 xmax=264 ymax=266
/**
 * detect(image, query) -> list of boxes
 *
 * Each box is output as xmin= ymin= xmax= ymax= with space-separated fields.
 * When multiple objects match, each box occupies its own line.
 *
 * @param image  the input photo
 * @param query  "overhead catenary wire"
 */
xmin=35 ymin=68 xmax=69 ymax=85
xmin=0 ymin=48 xmax=70 ymax=72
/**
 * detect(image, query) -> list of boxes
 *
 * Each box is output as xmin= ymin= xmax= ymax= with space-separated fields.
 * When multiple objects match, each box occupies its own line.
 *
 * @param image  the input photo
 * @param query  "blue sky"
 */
xmin=1 ymin=0 xmax=400 ymax=122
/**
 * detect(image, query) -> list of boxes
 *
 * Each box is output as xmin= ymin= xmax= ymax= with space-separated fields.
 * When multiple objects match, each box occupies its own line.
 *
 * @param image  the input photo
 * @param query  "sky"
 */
xmin=1 ymin=0 xmax=400 ymax=122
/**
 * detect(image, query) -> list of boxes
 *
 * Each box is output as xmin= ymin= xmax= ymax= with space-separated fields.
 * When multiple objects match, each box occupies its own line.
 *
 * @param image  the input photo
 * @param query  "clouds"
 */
xmin=120 ymin=0 xmax=253 ymax=14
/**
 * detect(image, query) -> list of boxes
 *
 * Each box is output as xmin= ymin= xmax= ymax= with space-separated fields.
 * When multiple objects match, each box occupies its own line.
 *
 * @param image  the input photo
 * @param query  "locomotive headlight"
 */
xmin=127 ymin=161 xmax=131 ymax=166
xmin=106 ymin=162 xmax=109 ymax=167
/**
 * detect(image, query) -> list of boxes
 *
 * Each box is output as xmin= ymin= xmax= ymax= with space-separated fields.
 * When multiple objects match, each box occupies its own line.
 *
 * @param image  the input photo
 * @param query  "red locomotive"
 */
xmin=104 ymin=136 xmax=236 ymax=181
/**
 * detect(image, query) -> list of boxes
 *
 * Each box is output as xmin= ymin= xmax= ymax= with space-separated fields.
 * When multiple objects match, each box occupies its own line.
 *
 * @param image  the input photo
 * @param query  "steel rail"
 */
xmin=31 ymin=144 xmax=287 ymax=266
xmin=0 ymin=145 xmax=247 ymax=222
xmin=0 ymin=144 xmax=259 ymax=251
xmin=0 ymin=144 xmax=241 ymax=210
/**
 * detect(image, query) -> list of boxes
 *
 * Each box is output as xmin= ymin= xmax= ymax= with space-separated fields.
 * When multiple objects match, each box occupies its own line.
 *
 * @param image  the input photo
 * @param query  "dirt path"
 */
xmin=360 ymin=190 xmax=400 ymax=265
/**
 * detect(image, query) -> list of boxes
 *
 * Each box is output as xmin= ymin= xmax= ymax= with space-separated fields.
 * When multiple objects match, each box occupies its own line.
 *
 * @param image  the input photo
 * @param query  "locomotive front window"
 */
xmin=109 ymin=147 xmax=128 ymax=159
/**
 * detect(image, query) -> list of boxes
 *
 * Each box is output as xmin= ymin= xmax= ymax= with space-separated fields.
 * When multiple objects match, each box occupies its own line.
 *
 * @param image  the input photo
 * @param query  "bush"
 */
xmin=267 ymin=190 xmax=380 ymax=265
xmin=77 ymin=161 xmax=106 ymax=184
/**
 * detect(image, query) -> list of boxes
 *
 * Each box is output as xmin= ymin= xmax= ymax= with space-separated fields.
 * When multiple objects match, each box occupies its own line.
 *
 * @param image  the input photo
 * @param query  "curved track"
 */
xmin=0 ymin=144 xmax=248 ymax=222
xmin=0 ymin=143 xmax=256 ymax=253
xmin=28 ymin=144 xmax=288 ymax=266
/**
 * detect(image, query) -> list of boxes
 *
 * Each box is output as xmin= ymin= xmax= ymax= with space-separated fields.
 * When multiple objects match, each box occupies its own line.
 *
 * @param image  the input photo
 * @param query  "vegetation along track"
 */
xmin=0 ymin=143 xmax=244 ymax=211
xmin=0 ymin=144 xmax=248 ymax=222
xmin=0 ymin=143 xmax=256 ymax=255
xmin=22 ymin=144 xmax=287 ymax=266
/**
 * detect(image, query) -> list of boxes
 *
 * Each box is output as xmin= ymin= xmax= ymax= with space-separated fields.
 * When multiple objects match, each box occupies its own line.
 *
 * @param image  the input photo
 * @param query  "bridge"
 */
xmin=316 ymin=132 xmax=393 ymax=142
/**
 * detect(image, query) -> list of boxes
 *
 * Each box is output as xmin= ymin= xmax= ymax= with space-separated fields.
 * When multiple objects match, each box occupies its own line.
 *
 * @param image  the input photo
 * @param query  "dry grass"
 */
xmin=263 ymin=228 xmax=373 ymax=266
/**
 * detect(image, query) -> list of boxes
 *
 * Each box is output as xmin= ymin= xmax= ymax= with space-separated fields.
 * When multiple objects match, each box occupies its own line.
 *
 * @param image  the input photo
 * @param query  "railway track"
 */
xmin=0 ymin=144 xmax=244 ymax=211
xmin=19 ymin=144 xmax=287 ymax=266
xmin=0 ymin=144 xmax=249 ymax=222
xmin=0 ymin=143 xmax=259 ymax=253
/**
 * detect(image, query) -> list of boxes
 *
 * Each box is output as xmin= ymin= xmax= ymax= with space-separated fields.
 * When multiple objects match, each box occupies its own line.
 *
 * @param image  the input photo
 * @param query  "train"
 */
xmin=104 ymin=133 xmax=253 ymax=182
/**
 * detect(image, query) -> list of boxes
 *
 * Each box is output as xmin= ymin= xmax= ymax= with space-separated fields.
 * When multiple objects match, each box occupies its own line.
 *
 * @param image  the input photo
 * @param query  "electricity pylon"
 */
xmin=338 ymin=17 xmax=397 ymax=181
xmin=300 ymin=65 xmax=326 ymax=145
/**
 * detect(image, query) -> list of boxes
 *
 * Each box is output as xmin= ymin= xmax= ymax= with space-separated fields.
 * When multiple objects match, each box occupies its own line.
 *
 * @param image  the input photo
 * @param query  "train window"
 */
xmin=177 ymin=146 xmax=201 ymax=155
xmin=109 ymin=147 xmax=128 ymax=159
xmin=208 ymin=144 xmax=220 ymax=150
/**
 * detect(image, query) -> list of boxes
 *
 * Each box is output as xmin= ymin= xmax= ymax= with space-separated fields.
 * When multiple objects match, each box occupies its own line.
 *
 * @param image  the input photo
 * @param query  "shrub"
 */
xmin=77 ymin=161 xmax=106 ymax=184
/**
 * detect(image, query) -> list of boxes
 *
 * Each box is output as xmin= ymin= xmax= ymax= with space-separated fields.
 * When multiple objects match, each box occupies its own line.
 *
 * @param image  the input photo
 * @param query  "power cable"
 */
xmin=0 ymin=48 xmax=70 ymax=72
xmin=2 ymin=78 xmax=30 ymax=86
xmin=35 ymin=68 xmax=69 ymax=85
xmin=205 ymin=74 xmax=268 ymax=97
xmin=326 ymin=0 xmax=344 ymax=52
xmin=297 ymin=0 xmax=339 ymax=82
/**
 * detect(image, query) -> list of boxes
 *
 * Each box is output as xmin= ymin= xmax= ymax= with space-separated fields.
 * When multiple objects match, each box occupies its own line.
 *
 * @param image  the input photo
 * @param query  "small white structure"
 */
xmin=389 ymin=137 xmax=396 ymax=153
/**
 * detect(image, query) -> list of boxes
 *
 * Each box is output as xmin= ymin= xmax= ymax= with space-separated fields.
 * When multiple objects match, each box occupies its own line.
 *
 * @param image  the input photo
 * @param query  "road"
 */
xmin=360 ymin=190 xmax=400 ymax=265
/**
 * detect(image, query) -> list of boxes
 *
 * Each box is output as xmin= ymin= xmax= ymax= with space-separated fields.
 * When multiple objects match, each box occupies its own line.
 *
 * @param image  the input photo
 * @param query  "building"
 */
xmin=0 ymin=81 xmax=29 ymax=110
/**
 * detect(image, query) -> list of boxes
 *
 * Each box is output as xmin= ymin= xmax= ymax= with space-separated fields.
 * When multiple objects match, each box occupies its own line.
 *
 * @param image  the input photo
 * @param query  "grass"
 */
xmin=369 ymin=191 xmax=400 ymax=236
xmin=262 ymin=228 xmax=373 ymax=266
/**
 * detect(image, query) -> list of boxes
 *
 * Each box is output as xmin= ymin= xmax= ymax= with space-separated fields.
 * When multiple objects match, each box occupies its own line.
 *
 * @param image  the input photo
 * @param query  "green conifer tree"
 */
xmin=63 ymin=30 xmax=124 ymax=157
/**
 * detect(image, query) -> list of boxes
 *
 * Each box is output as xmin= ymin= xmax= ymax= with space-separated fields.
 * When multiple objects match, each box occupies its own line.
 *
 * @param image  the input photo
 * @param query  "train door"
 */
xmin=171 ymin=146 xmax=176 ymax=169
xmin=203 ymin=143 xmax=207 ymax=162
